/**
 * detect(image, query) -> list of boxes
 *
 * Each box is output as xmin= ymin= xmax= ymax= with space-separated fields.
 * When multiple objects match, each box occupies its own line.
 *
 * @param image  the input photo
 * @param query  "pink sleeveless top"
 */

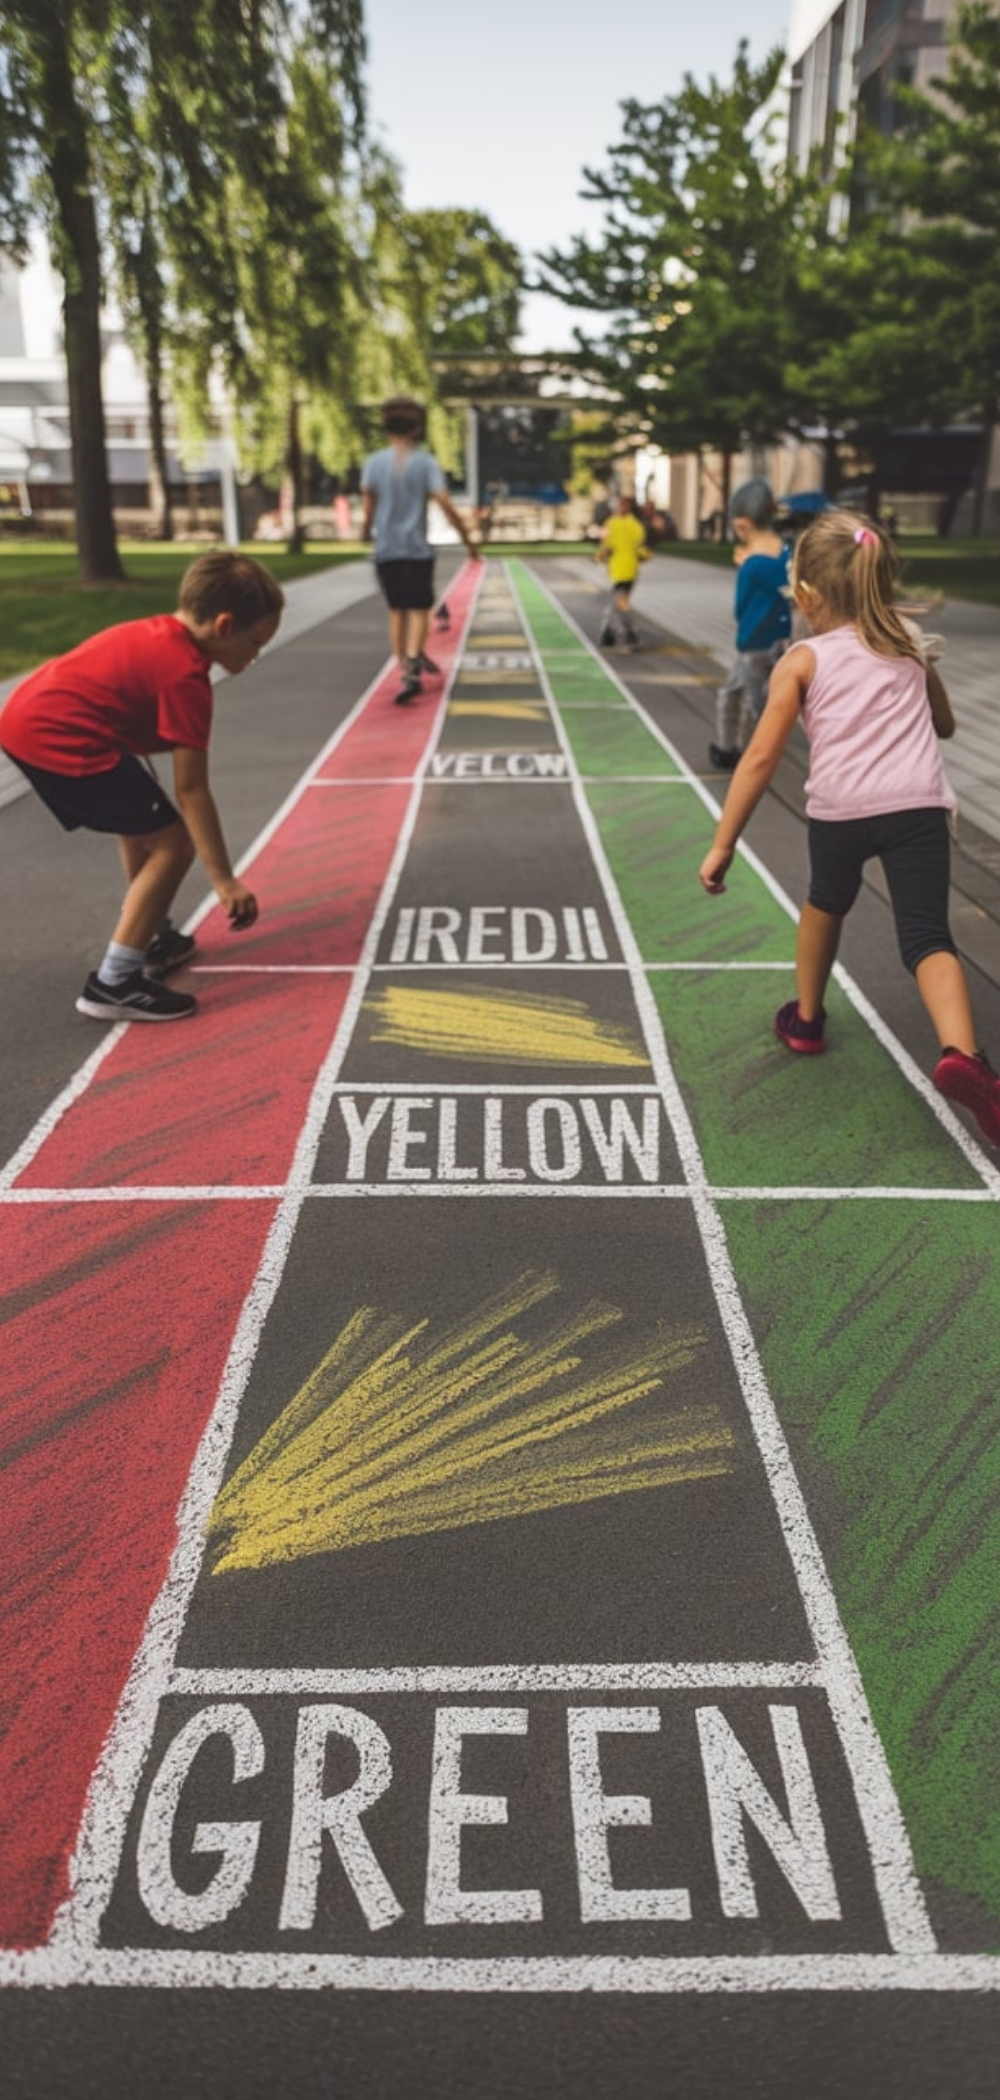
xmin=801 ymin=626 xmax=956 ymax=822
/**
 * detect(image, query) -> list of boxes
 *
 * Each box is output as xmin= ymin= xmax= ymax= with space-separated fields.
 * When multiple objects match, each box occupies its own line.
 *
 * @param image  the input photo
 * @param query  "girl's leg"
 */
xmin=796 ymin=902 xmax=842 ymax=1022
xmin=113 ymin=822 xmax=195 ymax=952
xmin=880 ymin=810 xmax=976 ymax=1052
xmin=714 ymin=661 xmax=744 ymax=750
xmin=914 ymin=951 xmax=976 ymax=1055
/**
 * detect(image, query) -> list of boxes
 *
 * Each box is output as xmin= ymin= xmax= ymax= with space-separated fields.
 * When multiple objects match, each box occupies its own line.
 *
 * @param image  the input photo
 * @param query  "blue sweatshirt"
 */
xmin=734 ymin=546 xmax=791 ymax=652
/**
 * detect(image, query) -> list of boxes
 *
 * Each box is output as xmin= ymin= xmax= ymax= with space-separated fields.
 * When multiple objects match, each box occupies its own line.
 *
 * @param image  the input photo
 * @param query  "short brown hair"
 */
xmin=382 ymin=395 xmax=426 ymax=439
xmin=178 ymin=551 xmax=285 ymax=632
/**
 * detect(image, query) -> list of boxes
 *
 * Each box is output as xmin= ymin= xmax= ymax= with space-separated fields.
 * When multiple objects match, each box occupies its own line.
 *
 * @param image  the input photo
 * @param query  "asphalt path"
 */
xmin=3 ymin=556 xmax=1000 ymax=2097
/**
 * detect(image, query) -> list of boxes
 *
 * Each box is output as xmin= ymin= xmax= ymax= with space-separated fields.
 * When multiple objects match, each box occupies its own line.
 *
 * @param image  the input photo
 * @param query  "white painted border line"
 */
xmin=370 ymin=960 xmax=627 ymax=972
xmin=48 ymin=571 xmax=487 ymax=1960
xmin=329 ymin=1081 xmax=659 ymax=1094
xmin=191 ymin=964 xmax=355 ymax=974
xmin=190 ymin=959 xmax=790 ymax=976
xmin=3 ymin=1183 xmax=988 ymax=1206
xmin=168 ymin=1661 xmax=823 ymax=1695
xmin=514 ymin=559 xmax=936 ymax=1957
xmin=6 ymin=1948 xmax=1000 ymax=1994
xmin=523 ymin=568 xmax=1000 ymax=1197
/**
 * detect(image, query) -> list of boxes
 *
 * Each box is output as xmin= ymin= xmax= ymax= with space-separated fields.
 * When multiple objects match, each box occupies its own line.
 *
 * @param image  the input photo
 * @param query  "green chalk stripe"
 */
xmin=514 ymin=553 xmax=1000 ymax=1933
xmin=561 ymin=709 xmax=682 ymax=780
xmin=650 ymin=970 xmax=980 ymax=1189
xmin=724 ymin=1200 xmax=1000 ymax=1931
xmin=587 ymin=781 xmax=794 ymax=962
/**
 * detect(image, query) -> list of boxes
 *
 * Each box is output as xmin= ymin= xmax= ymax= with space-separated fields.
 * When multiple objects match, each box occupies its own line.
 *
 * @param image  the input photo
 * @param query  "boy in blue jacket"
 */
xmin=709 ymin=479 xmax=791 ymax=771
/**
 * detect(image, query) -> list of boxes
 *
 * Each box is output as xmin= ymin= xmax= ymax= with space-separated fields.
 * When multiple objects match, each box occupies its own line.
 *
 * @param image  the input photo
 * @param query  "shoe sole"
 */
xmin=75 ymin=995 xmax=195 ymax=1022
xmin=775 ymin=1021 xmax=826 ymax=1056
xmin=934 ymin=1067 xmax=1000 ymax=1145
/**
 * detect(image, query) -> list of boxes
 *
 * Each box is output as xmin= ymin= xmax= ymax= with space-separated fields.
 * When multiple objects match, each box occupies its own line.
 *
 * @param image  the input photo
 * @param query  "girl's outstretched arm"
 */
xmin=698 ymin=648 xmax=811 ymax=893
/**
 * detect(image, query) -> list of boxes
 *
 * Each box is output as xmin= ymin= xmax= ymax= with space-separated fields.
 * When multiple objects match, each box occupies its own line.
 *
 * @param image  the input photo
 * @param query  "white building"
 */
xmin=0 ymin=239 xmax=234 ymax=531
xmin=788 ymin=0 xmax=978 ymax=189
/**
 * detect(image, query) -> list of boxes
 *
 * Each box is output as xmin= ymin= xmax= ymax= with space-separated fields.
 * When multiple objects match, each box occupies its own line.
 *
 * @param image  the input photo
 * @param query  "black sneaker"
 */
xmin=416 ymin=651 xmax=442 ymax=677
xmin=76 ymin=968 xmax=197 ymax=1022
xmin=145 ymin=924 xmax=197 ymax=977
xmin=599 ymin=627 xmax=616 ymax=647
xmin=434 ymin=603 xmax=451 ymax=628
xmin=394 ymin=674 xmax=422 ymax=706
xmin=708 ymin=743 xmax=741 ymax=771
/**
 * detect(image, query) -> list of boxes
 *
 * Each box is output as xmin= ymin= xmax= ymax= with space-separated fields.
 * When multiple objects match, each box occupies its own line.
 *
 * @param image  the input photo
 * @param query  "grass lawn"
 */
xmin=0 ymin=537 xmax=596 ymax=680
xmin=0 ymin=541 xmax=367 ymax=680
xmin=653 ymin=534 xmax=1000 ymax=609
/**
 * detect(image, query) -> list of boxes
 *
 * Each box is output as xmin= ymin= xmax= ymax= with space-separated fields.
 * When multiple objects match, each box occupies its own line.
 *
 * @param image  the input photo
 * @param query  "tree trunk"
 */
xmin=822 ymin=427 xmax=840 ymax=497
xmin=282 ymin=393 xmax=304 ymax=554
xmin=720 ymin=450 xmax=733 ymax=519
xmin=44 ymin=25 xmax=125 ymax=584
xmin=969 ymin=402 xmax=996 ymax=540
xmin=145 ymin=379 xmax=173 ymax=542
xmin=137 ymin=217 xmax=173 ymax=541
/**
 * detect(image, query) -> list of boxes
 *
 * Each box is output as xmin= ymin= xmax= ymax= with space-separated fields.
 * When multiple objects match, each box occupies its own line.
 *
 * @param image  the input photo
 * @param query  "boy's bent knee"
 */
xmin=144 ymin=820 xmax=195 ymax=873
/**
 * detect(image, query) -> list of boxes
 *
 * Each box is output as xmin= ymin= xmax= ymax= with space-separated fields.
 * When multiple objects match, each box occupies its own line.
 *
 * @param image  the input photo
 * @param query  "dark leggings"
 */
xmin=807 ymin=806 xmax=956 ymax=974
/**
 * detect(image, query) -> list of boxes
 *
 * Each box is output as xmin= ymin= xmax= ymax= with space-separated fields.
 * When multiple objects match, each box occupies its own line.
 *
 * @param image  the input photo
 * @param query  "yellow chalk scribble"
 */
xmin=465 ymin=634 xmax=527 ymax=648
xmin=365 ymin=984 xmax=649 ymax=1067
xmin=208 ymin=1271 xmax=729 ymax=1572
xmin=449 ymin=700 xmax=547 ymax=720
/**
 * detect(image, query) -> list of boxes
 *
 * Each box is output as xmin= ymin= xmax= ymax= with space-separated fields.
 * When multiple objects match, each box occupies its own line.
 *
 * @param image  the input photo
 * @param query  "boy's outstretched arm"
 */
xmin=431 ymin=490 xmax=481 ymax=556
xmin=171 ymin=746 xmax=258 ymax=926
xmin=698 ymin=649 xmax=809 ymax=894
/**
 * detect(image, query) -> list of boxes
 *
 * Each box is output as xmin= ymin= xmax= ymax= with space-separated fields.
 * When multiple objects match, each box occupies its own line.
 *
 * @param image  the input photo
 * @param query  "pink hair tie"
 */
xmin=854 ymin=527 xmax=876 ymax=546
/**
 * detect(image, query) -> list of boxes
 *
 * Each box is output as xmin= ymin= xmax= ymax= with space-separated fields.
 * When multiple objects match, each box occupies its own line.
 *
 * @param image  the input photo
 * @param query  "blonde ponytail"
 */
xmin=792 ymin=512 xmax=923 ymax=661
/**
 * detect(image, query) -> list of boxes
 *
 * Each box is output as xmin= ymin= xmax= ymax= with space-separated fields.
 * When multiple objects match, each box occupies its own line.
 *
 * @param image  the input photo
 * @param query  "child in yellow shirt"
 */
xmin=596 ymin=495 xmax=649 ymax=651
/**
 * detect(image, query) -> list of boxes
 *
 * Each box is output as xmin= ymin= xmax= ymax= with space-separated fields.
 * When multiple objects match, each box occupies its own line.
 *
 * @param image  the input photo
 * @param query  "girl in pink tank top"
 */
xmin=698 ymin=509 xmax=1000 ymax=1148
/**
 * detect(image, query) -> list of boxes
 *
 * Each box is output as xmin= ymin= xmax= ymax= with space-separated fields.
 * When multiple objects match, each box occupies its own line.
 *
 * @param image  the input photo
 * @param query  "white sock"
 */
xmin=98 ymin=940 xmax=145 ymax=986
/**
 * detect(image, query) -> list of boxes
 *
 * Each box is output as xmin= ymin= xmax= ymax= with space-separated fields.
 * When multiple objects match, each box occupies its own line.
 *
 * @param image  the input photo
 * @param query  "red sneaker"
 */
xmin=775 ymin=1000 xmax=826 ymax=1055
xmin=932 ymin=1047 xmax=1000 ymax=1146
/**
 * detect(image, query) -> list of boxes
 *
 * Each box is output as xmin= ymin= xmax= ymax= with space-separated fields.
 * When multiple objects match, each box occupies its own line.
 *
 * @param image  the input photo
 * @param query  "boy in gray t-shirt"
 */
xmin=361 ymin=396 xmax=480 ymax=704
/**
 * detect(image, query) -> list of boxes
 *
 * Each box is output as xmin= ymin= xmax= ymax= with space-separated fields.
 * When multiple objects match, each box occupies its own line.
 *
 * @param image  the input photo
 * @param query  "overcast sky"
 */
xmin=364 ymin=0 xmax=793 ymax=349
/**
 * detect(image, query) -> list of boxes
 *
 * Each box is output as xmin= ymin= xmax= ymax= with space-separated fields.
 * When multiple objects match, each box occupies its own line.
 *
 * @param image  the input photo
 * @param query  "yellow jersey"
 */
xmin=603 ymin=513 xmax=647 ymax=584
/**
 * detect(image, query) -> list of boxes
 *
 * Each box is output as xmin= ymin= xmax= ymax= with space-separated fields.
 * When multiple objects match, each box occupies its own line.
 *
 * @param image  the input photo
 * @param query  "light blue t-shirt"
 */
xmin=361 ymin=445 xmax=446 ymax=561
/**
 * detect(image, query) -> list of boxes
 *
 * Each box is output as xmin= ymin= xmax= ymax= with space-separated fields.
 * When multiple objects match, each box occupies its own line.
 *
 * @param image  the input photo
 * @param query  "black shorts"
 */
xmin=1 ymin=750 xmax=181 ymax=836
xmin=807 ymin=806 xmax=956 ymax=973
xmin=376 ymin=559 xmax=436 ymax=612
xmin=609 ymin=578 xmax=635 ymax=597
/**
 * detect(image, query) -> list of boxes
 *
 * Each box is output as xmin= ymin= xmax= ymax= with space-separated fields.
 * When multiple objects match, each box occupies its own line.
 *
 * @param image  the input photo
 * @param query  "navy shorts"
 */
xmin=807 ymin=806 xmax=956 ymax=973
xmin=2 ymin=750 xmax=181 ymax=836
xmin=376 ymin=559 xmax=436 ymax=612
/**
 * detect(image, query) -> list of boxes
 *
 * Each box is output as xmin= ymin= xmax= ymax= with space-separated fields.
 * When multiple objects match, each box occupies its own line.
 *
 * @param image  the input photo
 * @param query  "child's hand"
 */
xmin=699 ymin=847 xmax=733 ymax=894
xmin=218 ymin=878 xmax=258 ymax=928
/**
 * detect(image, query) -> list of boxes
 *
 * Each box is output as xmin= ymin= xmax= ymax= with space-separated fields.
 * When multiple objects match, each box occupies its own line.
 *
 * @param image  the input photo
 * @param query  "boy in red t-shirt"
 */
xmin=0 ymin=549 xmax=283 ymax=1021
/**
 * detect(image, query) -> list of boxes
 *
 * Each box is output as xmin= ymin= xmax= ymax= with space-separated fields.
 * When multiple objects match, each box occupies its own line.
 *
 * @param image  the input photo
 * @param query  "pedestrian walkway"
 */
xmin=568 ymin=554 xmax=1000 ymax=846
xmin=5 ymin=551 xmax=1000 ymax=1998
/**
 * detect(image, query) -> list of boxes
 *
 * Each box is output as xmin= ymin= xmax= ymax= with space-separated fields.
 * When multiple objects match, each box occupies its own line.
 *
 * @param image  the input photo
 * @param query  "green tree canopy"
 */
xmin=535 ymin=43 xmax=791 ymax=503
xmin=0 ymin=0 xmax=365 ymax=576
